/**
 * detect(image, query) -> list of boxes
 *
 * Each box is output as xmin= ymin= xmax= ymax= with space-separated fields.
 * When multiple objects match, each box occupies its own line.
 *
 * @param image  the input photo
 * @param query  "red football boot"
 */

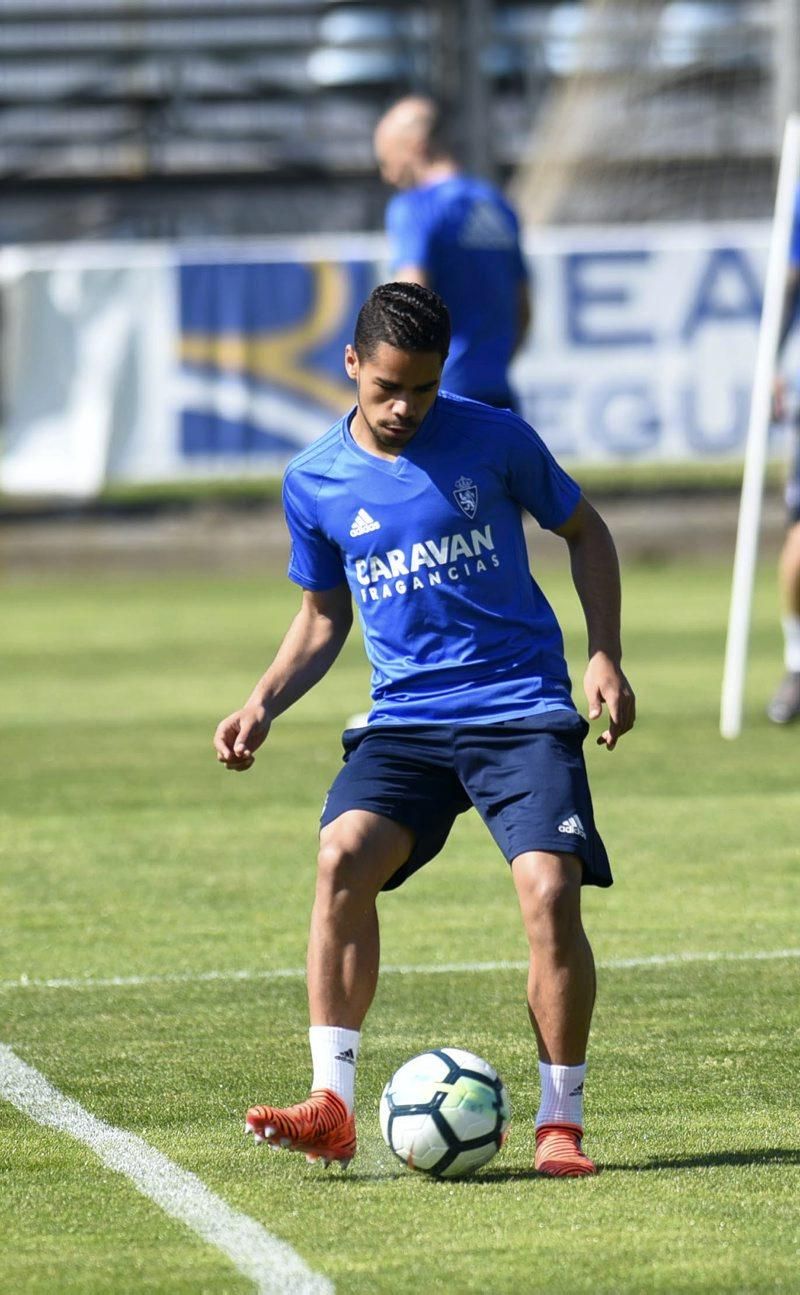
xmin=246 ymin=1089 xmax=356 ymax=1169
xmin=535 ymin=1123 xmax=597 ymax=1177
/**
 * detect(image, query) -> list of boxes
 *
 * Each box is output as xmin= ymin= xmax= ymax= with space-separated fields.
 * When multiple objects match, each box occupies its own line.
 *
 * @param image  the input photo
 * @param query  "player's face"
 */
xmin=345 ymin=342 xmax=443 ymax=457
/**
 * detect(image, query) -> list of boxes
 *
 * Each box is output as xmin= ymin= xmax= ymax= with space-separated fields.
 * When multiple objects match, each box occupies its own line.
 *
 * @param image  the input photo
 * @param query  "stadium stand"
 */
xmin=512 ymin=0 xmax=776 ymax=225
xmin=0 ymin=1 xmax=779 ymax=241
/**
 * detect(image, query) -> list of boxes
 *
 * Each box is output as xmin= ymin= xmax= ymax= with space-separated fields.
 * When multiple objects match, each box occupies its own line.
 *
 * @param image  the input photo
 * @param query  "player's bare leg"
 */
xmin=246 ymin=811 xmax=414 ymax=1167
xmin=512 ymin=850 xmax=598 ymax=1176
xmin=768 ymin=520 xmax=800 ymax=723
xmin=307 ymin=811 xmax=414 ymax=1028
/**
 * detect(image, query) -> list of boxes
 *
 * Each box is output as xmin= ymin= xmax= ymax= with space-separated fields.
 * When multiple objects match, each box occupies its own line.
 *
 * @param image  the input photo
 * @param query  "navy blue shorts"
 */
xmin=320 ymin=711 xmax=611 ymax=892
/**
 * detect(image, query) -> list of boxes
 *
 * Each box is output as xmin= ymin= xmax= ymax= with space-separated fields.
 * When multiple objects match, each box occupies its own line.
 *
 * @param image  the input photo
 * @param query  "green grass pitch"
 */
xmin=1 ymin=558 xmax=798 ymax=1293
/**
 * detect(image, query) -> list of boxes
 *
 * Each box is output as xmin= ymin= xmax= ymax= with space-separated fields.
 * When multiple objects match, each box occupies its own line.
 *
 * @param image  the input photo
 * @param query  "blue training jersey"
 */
xmin=385 ymin=175 xmax=528 ymax=402
xmin=282 ymin=393 xmax=580 ymax=726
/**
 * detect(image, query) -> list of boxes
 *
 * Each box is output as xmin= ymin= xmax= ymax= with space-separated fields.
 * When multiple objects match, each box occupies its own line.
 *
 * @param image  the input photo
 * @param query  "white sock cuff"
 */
xmin=782 ymin=614 xmax=800 ymax=672
xmin=308 ymin=1025 xmax=360 ymax=1049
xmin=309 ymin=1026 xmax=360 ymax=1111
xmin=536 ymin=1061 xmax=586 ymax=1130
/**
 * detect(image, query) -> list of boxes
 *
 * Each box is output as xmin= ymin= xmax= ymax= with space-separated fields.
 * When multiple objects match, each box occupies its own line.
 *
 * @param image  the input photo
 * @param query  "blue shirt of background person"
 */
xmin=374 ymin=96 xmax=531 ymax=410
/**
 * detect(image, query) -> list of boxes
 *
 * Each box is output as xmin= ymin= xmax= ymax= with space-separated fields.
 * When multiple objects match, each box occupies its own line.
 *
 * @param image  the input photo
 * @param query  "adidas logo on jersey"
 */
xmin=557 ymin=814 xmax=587 ymax=839
xmin=349 ymin=508 xmax=381 ymax=537
xmin=459 ymin=200 xmax=517 ymax=250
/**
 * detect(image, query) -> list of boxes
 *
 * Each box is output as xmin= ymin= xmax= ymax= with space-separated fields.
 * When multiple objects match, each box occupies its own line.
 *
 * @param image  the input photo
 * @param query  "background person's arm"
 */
xmin=512 ymin=278 xmax=532 ymax=357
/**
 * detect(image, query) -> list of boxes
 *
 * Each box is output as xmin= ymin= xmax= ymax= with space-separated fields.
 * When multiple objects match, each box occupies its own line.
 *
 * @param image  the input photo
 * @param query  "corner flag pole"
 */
xmin=720 ymin=113 xmax=800 ymax=739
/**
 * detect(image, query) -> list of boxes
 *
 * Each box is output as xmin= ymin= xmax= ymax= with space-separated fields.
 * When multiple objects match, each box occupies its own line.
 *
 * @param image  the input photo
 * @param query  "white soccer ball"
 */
xmin=379 ymin=1047 xmax=511 ymax=1178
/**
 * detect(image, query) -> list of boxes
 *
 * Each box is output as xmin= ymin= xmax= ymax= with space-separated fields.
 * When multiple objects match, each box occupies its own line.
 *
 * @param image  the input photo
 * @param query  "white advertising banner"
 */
xmin=514 ymin=223 xmax=793 ymax=464
xmin=0 ymin=224 xmax=795 ymax=496
xmin=0 ymin=249 xmax=174 ymax=496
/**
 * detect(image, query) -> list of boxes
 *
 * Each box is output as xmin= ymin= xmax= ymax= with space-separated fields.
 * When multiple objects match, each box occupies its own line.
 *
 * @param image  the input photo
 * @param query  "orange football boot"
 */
xmin=245 ymin=1089 xmax=356 ymax=1169
xmin=535 ymin=1123 xmax=597 ymax=1177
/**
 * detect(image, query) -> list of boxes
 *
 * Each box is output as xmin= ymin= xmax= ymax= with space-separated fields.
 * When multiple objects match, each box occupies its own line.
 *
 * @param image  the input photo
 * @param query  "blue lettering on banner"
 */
xmin=164 ymin=232 xmax=770 ymax=468
xmin=564 ymin=251 xmax=655 ymax=347
xmin=681 ymin=385 xmax=750 ymax=454
xmin=523 ymin=385 xmax=577 ymax=456
xmin=590 ymin=382 xmax=661 ymax=457
xmin=523 ymin=377 xmax=758 ymax=462
xmin=681 ymin=248 xmax=762 ymax=340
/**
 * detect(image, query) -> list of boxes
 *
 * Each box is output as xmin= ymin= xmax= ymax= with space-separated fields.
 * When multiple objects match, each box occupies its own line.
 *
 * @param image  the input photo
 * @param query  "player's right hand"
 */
xmin=213 ymin=706 xmax=271 ymax=771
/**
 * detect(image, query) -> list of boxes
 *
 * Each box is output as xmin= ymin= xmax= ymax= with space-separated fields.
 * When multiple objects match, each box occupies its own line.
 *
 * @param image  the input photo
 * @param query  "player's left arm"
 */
xmin=554 ymin=496 xmax=636 ymax=750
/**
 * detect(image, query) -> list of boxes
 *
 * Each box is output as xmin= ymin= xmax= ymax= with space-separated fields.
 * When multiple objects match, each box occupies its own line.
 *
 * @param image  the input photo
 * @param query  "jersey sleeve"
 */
xmin=385 ymin=192 xmax=432 ymax=272
xmin=282 ymin=468 xmax=346 ymax=590
xmin=504 ymin=418 xmax=581 ymax=531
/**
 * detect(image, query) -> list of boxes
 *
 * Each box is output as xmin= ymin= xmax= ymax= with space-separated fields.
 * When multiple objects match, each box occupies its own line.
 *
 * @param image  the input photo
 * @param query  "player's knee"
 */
xmin=315 ymin=835 xmax=374 ymax=902
xmin=515 ymin=855 xmax=581 ymax=938
xmin=317 ymin=838 xmax=355 ymax=886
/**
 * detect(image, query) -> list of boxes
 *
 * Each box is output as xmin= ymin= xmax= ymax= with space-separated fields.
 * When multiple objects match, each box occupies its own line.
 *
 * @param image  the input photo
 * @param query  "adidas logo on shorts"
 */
xmin=349 ymin=509 xmax=381 ymax=537
xmin=557 ymin=814 xmax=587 ymax=840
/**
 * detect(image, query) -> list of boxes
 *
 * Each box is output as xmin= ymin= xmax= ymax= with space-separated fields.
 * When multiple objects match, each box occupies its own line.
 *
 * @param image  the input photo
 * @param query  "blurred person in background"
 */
xmin=374 ymin=94 xmax=530 ymax=414
xmin=768 ymin=183 xmax=800 ymax=724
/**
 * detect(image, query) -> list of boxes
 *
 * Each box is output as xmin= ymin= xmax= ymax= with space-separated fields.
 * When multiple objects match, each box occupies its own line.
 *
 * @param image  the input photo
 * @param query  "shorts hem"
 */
xmin=320 ymin=799 xmax=418 ymax=839
xmin=500 ymin=837 xmax=613 ymax=888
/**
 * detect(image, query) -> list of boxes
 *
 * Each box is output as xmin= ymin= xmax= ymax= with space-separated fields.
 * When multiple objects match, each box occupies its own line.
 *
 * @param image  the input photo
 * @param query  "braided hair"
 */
xmin=354 ymin=282 xmax=450 ymax=363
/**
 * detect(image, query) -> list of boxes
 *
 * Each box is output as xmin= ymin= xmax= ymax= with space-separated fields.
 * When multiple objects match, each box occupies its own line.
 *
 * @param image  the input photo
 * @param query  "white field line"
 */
xmin=1 ymin=948 xmax=799 ymax=994
xmin=0 ymin=1045 xmax=332 ymax=1295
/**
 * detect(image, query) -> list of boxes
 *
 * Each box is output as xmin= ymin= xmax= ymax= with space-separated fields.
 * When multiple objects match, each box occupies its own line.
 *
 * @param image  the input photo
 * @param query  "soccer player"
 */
xmin=373 ymin=95 xmax=530 ymax=412
xmin=214 ymin=283 xmax=635 ymax=1178
xmin=768 ymin=182 xmax=800 ymax=724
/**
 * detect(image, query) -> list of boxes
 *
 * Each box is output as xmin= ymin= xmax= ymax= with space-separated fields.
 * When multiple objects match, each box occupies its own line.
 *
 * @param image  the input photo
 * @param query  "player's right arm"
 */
xmin=213 ymin=583 xmax=353 ymax=772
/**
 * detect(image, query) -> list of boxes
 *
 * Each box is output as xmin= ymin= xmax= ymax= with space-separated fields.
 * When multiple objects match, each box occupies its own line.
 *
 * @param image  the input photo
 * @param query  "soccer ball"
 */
xmin=379 ymin=1047 xmax=511 ymax=1178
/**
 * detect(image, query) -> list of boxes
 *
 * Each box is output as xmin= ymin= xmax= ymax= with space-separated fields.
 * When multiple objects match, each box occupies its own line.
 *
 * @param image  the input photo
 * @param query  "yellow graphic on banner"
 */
xmin=180 ymin=261 xmax=356 ymax=411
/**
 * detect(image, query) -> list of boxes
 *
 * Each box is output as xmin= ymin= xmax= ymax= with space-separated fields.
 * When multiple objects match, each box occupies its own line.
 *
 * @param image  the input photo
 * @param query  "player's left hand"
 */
xmin=583 ymin=654 xmax=636 ymax=751
xmin=213 ymin=704 xmax=271 ymax=771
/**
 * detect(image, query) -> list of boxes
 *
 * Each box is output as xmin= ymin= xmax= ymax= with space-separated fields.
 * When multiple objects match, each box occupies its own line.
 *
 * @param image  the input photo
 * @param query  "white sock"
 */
xmin=536 ymin=1061 xmax=586 ymax=1130
xmin=309 ymin=1026 xmax=360 ymax=1112
xmin=782 ymin=614 xmax=800 ymax=672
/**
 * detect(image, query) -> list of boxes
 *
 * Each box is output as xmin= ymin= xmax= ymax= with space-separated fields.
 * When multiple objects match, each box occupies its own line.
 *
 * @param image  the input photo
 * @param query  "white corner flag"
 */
xmin=720 ymin=113 xmax=800 ymax=739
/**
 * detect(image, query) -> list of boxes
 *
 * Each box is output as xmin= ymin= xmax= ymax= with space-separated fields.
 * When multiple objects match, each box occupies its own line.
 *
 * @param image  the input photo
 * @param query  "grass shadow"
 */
xmin=340 ymin=1148 xmax=800 ymax=1185
xmin=599 ymin=1148 xmax=800 ymax=1172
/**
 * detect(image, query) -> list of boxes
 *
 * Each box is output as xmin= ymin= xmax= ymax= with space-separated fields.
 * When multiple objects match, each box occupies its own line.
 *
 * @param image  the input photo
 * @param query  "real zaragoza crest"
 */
xmin=453 ymin=475 xmax=478 ymax=519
